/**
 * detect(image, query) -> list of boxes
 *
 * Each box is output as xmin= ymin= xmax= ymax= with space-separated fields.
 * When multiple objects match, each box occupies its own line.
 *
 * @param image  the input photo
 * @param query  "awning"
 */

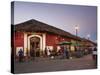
xmin=58 ymin=41 xmax=72 ymax=45
xmin=71 ymin=43 xmax=82 ymax=46
xmin=57 ymin=41 xmax=83 ymax=47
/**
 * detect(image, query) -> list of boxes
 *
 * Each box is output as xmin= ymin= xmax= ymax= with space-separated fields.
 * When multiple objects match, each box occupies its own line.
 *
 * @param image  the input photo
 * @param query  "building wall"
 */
xmin=14 ymin=32 xmax=24 ymax=47
xmin=14 ymin=32 xmax=24 ymax=56
xmin=46 ymin=33 xmax=71 ymax=50
xmin=13 ymin=32 xmax=71 ymax=50
xmin=60 ymin=37 xmax=71 ymax=42
xmin=13 ymin=32 xmax=78 ymax=56
xmin=46 ymin=34 xmax=57 ymax=49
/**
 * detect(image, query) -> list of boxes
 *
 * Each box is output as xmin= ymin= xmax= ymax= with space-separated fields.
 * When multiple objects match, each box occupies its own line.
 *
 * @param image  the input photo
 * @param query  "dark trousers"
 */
xmin=93 ymin=55 xmax=97 ymax=66
xmin=19 ymin=56 xmax=23 ymax=62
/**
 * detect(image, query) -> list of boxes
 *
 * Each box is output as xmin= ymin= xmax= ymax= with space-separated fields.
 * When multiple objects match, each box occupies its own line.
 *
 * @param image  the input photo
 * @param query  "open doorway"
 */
xmin=30 ymin=37 xmax=40 ymax=57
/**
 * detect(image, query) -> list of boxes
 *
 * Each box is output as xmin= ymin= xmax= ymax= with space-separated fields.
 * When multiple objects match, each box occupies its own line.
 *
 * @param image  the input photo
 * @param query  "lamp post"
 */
xmin=75 ymin=25 xmax=79 ymax=37
xmin=75 ymin=25 xmax=79 ymax=51
xmin=87 ymin=34 xmax=90 ymax=40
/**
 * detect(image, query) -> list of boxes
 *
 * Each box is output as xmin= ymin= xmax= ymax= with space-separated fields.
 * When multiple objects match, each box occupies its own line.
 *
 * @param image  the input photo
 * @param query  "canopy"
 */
xmin=58 ymin=41 xmax=72 ymax=45
xmin=71 ymin=43 xmax=82 ymax=46
xmin=57 ymin=41 xmax=82 ymax=47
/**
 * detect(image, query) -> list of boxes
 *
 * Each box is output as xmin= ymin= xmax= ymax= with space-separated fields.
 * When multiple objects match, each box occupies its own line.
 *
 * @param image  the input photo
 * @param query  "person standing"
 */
xmin=44 ymin=47 xmax=47 ymax=57
xmin=30 ymin=49 xmax=35 ymax=60
xmin=63 ymin=45 xmax=68 ymax=59
xmin=47 ymin=48 xmax=51 ymax=57
xmin=63 ymin=46 xmax=66 ymax=58
xmin=18 ymin=49 xmax=24 ymax=62
xmin=66 ymin=46 xmax=69 ymax=59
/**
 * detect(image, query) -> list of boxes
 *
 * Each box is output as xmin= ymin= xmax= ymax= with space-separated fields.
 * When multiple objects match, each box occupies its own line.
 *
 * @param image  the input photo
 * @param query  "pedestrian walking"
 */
xmin=92 ymin=47 xmax=97 ymax=60
xmin=92 ymin=46 xmax=97 ymax=66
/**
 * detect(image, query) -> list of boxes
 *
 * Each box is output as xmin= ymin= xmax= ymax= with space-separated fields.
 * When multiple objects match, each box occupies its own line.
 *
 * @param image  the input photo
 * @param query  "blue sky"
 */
xmin=13 ymin=1 xmax=97 ymax=42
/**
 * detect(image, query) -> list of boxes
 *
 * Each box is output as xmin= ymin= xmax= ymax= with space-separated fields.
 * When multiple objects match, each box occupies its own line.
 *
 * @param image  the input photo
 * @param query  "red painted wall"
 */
xmin=13 ymin=32 xmax=71 ymax=50
xmin=14 ymin=32 xmax=24 ymax=48
xmin=46 ymin=33 xmax=71 ymax=49
xmin=46 ymin=34 xmax=57 ymax=47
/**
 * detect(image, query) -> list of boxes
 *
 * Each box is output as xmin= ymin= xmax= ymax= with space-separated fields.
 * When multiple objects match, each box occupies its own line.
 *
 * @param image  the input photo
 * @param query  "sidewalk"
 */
xmin=14 ymin=54 xmax=97 ymax=74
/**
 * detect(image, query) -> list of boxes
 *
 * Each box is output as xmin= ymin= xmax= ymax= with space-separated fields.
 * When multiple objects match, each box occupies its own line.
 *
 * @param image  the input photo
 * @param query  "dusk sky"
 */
xmin=13 ymin=1 xmax=97 ymax=42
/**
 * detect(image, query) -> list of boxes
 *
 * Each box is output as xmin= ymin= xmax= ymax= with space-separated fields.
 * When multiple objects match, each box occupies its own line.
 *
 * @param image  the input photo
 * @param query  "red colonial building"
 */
xmin=11 ymin=19 xmax=95 ymax=58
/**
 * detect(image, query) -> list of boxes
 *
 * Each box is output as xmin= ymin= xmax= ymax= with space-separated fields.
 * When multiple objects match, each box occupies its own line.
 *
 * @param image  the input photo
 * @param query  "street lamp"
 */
xmin=75 ymin=25 xmax=79 ymax=37
xmin=87 ymin=34 xmax=90 ymax=40
xmin=75 ymin=25 xmax=79 ymax=51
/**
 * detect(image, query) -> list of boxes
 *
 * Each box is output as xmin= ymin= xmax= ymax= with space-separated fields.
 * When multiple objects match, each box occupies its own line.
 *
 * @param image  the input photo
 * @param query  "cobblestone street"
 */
xmin=14 ymin=54 xmax=97 ymax=74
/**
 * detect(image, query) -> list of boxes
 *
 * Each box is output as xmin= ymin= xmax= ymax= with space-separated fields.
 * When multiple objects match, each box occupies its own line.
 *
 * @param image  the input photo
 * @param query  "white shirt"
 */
xmin=93 ymin=51 xmax=97 ymax=55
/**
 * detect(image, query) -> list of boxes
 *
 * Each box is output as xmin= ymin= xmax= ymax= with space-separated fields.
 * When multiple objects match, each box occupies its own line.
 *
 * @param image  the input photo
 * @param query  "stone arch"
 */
xmin=28 ymin=35 xmax=42 ymax=55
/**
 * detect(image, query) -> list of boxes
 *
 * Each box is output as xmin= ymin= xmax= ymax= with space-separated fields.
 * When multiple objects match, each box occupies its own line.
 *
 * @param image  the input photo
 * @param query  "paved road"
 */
xmin=14 ymin=54 xmax=97 ymax=74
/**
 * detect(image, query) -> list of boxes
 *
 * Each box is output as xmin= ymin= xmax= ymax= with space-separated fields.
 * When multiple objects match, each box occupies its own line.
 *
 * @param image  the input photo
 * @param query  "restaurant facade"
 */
xmin=11 ymin=19 xmax=96 ymax=58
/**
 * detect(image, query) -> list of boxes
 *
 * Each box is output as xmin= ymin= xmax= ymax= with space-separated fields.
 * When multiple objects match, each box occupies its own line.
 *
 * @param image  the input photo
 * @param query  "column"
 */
xmin=43 ymin=33 xmax=46 ymax=51
xmin=24 ymin=33 xmax=27 ymax=56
